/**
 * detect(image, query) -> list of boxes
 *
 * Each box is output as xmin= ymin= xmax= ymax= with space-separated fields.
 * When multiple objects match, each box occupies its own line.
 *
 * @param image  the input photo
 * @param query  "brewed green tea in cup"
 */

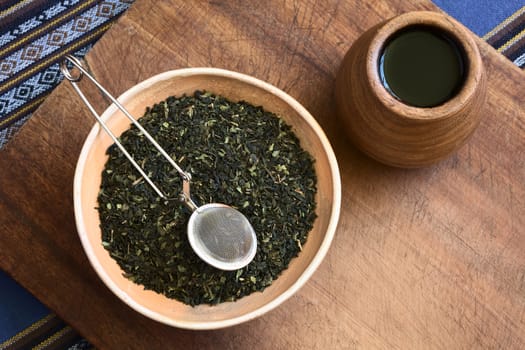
xmin=335 ymin=11 xmax=486 ymax=168
xmin=378 ymin=26 xmax=466 ymax=108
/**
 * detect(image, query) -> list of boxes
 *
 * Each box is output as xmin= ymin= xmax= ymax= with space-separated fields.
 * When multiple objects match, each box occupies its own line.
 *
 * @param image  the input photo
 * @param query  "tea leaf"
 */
xmin=98 ymin=91 xmax=317 ymax=306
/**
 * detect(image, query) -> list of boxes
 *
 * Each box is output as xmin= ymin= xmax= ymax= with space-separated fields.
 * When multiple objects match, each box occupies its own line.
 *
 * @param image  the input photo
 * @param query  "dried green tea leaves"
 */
xmin=98 ymin=91 xmax=317 ymax=306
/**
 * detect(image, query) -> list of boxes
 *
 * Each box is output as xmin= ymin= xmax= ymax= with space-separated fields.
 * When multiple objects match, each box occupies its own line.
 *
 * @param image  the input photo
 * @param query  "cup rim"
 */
xmin=366 ymin=11 xmax=483 ymax=121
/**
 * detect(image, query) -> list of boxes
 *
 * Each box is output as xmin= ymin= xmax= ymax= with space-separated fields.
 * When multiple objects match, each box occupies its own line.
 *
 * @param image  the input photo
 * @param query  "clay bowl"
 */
xmin=73 ymin=68 xmax=341 ymax=330
xmin=335 ymin=11 xmax=486 ymax=168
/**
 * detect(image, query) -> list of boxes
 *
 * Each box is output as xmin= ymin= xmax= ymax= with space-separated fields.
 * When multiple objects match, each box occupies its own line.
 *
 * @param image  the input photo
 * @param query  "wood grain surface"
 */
xmin=1 ymin=0 xmax=524 ymax=349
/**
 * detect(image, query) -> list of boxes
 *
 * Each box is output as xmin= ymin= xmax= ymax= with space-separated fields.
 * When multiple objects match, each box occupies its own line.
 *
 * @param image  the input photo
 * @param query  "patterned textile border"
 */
xmin=0 ymin=0 xmax=134 ymax=148
xmin=0 ymin=314 xmax=91 ymax=350
xmin=483 ymin=5 xmax=525 ymax=68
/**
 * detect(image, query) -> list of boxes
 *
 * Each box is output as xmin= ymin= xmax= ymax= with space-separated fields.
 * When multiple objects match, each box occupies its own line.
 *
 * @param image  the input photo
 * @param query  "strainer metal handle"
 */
xmin=60 ymin=55 xmax=197 ymax=209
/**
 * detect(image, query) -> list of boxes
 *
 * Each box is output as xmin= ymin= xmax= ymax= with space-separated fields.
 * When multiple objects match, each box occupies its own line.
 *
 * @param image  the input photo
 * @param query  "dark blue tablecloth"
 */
xmin=1 ymin=1 xmax=524 ymax=349
xmin=434 ymin=0 xmax=525 ymax=66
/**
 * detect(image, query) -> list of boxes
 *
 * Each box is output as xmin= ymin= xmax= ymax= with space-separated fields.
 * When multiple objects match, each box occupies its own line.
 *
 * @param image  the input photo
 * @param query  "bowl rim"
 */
xmin=73 ymin=67 xmax=341 ymax=330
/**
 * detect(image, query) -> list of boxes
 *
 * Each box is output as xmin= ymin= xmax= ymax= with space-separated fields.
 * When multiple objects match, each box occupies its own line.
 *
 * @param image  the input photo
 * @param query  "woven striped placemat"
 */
xmin=0 ymin=270 xmax=93 ymax=349
xmin=0 ymin=314 xmax=89 ymax=350
xmin=0 ymin=0 xmax=134 ymax=148
xmin=483 ymin=6 xmax=525 ymax=67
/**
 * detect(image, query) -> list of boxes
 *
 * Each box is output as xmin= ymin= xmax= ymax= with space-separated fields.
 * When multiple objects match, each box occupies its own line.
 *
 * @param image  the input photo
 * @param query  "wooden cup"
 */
xmin=335 ymin=11 xmax=486 ymax=168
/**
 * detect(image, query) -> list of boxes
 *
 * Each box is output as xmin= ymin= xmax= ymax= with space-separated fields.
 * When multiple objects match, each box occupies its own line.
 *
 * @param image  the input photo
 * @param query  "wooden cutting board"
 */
xmin=1 ymin=0 xmax=524 ymax=348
